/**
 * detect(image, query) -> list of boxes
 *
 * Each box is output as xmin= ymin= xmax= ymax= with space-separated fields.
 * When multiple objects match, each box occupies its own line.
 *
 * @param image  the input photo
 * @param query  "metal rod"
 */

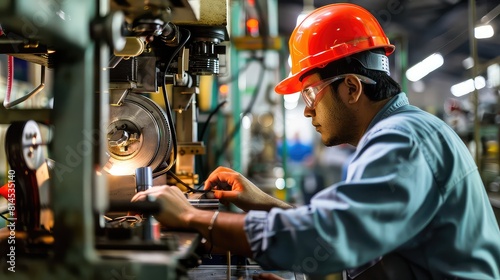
xmin=3 ymin=66 xmax=45 ymax=109
xmin=469 ymin=0 xmax=481 ymax=168
xmin=480 ymin=3 xmax=500 ymax=24
xmin=227 ymin=250 xmax=231 ymax=280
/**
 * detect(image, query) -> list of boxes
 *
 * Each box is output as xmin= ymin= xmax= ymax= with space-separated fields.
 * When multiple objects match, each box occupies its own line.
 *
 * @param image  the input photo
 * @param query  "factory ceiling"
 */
xmin=277 ymin=0 xmax=500 ymax=88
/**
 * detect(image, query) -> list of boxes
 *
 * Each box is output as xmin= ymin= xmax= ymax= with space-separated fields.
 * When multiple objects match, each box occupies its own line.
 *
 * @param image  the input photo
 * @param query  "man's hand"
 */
xmin=132 ymin=184 xmax=253 ymax=257
xmin=131 ymin=185 xmax=201 ymax=229
xmin=203 ymin=166 xmax=293 ymax=212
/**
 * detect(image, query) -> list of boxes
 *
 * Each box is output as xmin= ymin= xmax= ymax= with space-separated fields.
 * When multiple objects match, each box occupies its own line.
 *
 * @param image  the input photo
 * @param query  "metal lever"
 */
xmin=135 ymin=167 xmax=160 ymax=241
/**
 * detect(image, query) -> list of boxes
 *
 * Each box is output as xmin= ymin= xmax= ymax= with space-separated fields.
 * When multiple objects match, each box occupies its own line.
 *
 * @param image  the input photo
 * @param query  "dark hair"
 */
xmin=301 ymin=49 xmax=402 ymax=101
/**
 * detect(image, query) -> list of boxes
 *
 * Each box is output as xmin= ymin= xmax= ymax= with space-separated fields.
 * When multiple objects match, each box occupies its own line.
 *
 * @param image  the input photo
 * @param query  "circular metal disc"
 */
xmin=105 ymin=94 xmax=172 ymax=176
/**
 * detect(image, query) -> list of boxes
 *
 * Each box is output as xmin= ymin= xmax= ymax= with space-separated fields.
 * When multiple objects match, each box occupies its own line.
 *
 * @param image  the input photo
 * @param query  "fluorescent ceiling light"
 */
xmin=487 ymin=64 xmax=500 ymax=88
xmin=406 ymin=53 xmax=444 ymax=82
xmin=475 ymin=25 xmax=494 ymax=39
xmin=450 ymin=76 xmax=486 ymax=97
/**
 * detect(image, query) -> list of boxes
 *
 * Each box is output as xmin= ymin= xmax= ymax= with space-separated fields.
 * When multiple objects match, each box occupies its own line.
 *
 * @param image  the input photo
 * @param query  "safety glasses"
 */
xmin=300 ymin=74 xmax=376 ymax=109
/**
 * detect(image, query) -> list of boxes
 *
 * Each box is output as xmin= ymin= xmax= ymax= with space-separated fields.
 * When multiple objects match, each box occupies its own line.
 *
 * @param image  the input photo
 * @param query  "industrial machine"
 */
xmin=0 ymin=0 xmax=306 ymax=279
xmin=0 ymin=0 xmax=226 ymax=279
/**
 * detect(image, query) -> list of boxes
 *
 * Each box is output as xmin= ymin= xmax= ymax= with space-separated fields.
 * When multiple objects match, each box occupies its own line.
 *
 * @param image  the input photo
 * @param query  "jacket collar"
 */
xmin=366 ymin=92 xmax=409 ymax=132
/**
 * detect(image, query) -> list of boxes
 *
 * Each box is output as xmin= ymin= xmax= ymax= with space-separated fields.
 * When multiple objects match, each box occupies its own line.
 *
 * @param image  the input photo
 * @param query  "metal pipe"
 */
xmin=469 ymin=0 xmax=481 ymax=168
xmin=229 ymin=0 xmax=242 ymax=170
xmin=3 ymin=65 xmax=45 ymax=109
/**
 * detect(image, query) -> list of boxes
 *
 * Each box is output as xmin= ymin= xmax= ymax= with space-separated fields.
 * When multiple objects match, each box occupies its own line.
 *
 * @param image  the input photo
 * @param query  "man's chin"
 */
xmin=321 ymin=133 xmax=349 ymax=146
xmin=322 ymin=137 xmax=341 ymax=147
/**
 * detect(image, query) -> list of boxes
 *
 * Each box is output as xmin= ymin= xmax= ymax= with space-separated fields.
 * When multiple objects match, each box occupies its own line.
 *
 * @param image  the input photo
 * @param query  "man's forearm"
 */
xmin=260 ymin=195 xmax=295 ymax=211
xmin=187 ymin=209 xmax=253 ymax=256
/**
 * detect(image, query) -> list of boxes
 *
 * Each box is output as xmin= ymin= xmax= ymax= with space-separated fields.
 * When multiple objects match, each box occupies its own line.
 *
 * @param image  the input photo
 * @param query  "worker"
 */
xmin=132 ymin=3 xmax=500 ymax=279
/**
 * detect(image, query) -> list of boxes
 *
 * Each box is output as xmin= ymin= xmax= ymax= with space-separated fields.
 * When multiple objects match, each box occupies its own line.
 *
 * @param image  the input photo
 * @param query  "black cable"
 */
xmin=215 ymin=59 xmax=266 ymax=163
xmin=217 ymin=1 xmax=276 ymax=85
xmin=254 ymin=0 xmax=270 ymax=49
xmin=167 ymin=169 xmax=209 ymax=193
xmin=0 ymin=214 xmax=11 ymax=222
xmin=153 ymin=28 xmax=192 ymax=178
xmin=198 ymin=100 xmax=228 ymax=142
xmin=158 ymin=27 xmax=192 ymax=74
xmin=196 ymin=100 xmax=228 ymax=182
xmin=213 ymin=0 xmax=270 ymax=163
xmin=218 ymin=56 xmax=277 ymax=84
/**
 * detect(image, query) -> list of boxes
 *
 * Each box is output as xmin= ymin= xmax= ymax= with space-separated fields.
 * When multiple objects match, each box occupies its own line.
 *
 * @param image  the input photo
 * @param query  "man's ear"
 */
xmin=344 ymin=75 xmax=363 ymax=104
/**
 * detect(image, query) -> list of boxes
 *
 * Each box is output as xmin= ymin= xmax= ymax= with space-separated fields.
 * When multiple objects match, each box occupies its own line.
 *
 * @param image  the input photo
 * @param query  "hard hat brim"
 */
xmin=275 ymin=74 xmax=302 ymax=95
xmin=275 ymin=45 xmax=395 ymax=95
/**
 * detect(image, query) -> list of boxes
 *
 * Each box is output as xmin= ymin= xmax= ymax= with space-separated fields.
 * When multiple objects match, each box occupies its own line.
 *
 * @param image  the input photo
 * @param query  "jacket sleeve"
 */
xmin=244 ymin=128 xmax=441 ymax=275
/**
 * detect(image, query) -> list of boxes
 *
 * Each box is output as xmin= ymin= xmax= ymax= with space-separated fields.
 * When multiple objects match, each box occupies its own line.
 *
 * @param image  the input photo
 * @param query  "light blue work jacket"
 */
xmin=245 ymin=93 xmax=500 ymax=279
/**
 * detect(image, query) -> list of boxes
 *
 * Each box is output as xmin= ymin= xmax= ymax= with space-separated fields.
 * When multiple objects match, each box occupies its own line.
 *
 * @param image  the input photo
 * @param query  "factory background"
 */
xmin=0 ymin=0 xmax=498 ymax=279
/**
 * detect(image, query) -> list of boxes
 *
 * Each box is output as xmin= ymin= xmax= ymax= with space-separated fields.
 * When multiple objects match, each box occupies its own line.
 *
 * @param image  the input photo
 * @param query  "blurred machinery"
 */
xmin=0 ymin=0 xmax=232 ymax=279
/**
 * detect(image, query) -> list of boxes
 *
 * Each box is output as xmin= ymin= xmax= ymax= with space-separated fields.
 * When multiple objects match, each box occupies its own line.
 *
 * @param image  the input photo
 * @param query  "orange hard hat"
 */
xmin=275 ymin=3 xmax=395 ymax=94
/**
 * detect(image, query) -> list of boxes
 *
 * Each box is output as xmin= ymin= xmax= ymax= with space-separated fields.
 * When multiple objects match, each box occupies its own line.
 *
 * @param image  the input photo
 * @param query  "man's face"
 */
xmin=301 ymin=73 xmax=359 ymax=146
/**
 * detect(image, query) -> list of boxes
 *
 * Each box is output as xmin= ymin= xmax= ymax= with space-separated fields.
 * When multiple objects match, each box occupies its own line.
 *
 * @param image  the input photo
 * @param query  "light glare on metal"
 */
xmin=242 ymin=115 xmax=252 ymax=130
xmin=275 ymin=178 xmax=286 ymax=190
